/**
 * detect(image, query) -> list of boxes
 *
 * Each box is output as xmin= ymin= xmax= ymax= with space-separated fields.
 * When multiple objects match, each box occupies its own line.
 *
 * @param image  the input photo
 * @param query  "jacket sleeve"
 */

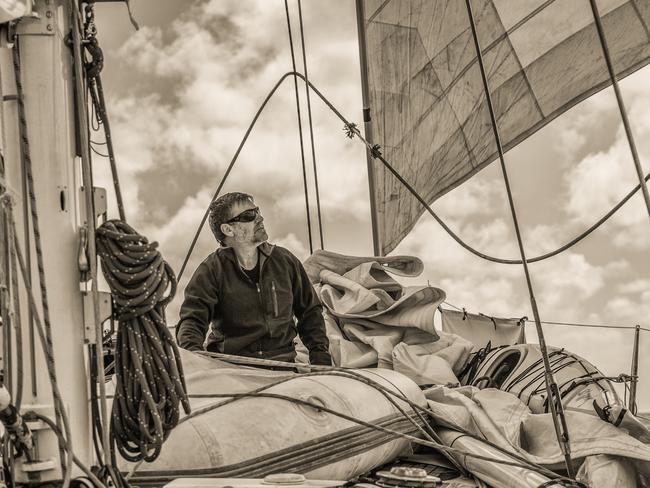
xmin=176 ymin=259 xmax=220 ymax=352
xmin=291 ymin=256 xmax=332 ymax=366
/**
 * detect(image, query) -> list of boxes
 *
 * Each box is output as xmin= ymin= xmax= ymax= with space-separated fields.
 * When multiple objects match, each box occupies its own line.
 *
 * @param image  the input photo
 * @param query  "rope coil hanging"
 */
xmin=96 ymin=220 xmax=190 ymax=462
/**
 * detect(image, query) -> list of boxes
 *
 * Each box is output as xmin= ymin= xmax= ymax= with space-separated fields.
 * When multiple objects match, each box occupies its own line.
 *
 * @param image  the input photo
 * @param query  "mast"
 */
xmin=1 ymin=0 xmax=95 ymax=480
xmin=355 ymin=0 xmax=382 ymax=256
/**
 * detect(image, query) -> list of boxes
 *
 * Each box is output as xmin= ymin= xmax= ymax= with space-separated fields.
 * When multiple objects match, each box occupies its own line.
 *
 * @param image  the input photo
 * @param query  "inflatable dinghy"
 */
xmin=119 ymin=350 xmax=427 ymax=486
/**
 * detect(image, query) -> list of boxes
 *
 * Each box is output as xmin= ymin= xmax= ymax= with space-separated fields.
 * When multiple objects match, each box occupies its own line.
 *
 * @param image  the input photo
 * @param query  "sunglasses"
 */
xmin=225 ymin=206 xmax=260 ymax=224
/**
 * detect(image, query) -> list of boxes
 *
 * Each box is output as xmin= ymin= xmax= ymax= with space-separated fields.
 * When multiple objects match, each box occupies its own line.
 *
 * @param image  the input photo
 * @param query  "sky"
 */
xmin=93 ymin=0 xmax=649 ymax=412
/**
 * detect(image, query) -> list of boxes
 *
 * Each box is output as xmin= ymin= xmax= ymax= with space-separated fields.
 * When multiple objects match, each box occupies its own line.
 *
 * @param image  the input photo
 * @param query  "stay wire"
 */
xmin=297 ymin=0 xmax=325 ymax=249
xmin=89 ymin=75 xmax=126 ymax=222
xmin=589 ymin=0 xmax=650 ymax=223
xmin=284 ymin=0 xmax=314 ymax=255
xmin=178 ymin=72 xmax=300 ymax=283
xmin=441 ymin=302 xmax=649 ymax=332
xmin=0 ymin=177 xmax=23 ymax=411
xmin=464 ymin=0 xmax=573 ymax=476
xmin=178 ymin=71 xmax=648 ymax=282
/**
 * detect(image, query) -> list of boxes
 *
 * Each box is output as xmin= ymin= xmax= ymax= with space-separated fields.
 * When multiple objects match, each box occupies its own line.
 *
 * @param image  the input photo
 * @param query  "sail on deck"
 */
xmin=360 ymin=0 xmax=650 ymax=255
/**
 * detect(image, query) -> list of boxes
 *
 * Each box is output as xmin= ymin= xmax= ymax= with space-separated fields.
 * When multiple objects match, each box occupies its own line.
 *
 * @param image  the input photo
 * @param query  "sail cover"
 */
xmin=360 ymin=0 xmax=650 ymax=254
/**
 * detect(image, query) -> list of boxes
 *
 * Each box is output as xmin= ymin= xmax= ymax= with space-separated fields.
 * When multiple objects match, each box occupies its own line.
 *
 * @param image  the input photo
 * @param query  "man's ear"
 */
xmin=220 ymin=223 xmax=234 ymax=238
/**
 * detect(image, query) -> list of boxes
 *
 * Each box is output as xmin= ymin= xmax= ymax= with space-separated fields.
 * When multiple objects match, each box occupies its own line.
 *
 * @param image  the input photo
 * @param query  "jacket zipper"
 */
xmin=271 ymin=280 xmax=279 ymax=318
xmin=255 ymin=282 xmax=267 ymax=350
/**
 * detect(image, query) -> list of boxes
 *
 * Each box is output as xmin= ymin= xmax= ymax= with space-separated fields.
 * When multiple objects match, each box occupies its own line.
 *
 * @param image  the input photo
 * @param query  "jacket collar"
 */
xmin=219 ymin=241 xmax=275 ymax=264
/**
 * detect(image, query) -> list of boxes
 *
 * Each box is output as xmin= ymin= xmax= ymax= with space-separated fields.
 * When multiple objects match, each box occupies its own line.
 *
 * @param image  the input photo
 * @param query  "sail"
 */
xmin=0 ymin=0 xmax=31 ymax=23
xmin=360 ymin=0 xmax=650 ymax=255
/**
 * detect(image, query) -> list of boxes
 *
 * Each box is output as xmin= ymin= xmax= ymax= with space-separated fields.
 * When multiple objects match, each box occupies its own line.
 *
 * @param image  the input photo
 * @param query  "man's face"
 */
xmin=225 ymin=199 xmax=268 ymax=245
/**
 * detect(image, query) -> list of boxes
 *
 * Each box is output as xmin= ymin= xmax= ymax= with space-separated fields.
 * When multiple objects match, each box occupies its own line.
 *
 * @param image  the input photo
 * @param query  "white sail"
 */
xmin=360 ymin=0 xmax=650 ymax=254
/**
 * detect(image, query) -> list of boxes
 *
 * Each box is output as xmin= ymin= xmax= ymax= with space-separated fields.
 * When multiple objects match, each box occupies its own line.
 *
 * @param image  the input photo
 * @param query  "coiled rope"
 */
xmin=95 ymin=220 xmax=190 ymax=462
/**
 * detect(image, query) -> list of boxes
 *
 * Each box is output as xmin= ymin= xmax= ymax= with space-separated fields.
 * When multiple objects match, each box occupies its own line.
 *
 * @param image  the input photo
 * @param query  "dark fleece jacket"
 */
xmin=176 ymin=242 xmax=331 ymax=365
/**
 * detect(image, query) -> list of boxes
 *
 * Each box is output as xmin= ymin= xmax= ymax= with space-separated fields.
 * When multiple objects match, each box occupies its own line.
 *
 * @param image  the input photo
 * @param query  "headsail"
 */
xmin=359 ymin=0 xmax=650 ymax=255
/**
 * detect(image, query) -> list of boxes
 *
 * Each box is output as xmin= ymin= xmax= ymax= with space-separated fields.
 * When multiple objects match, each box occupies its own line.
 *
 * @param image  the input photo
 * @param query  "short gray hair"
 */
xmin=208 ymin=192 xmax=254 ymax=244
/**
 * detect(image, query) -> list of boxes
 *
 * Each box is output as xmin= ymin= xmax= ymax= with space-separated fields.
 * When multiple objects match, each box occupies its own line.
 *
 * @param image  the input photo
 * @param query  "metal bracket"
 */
xmin=16 ymin=0 xmax=56 ymax=37
xmin=19 ymin=459 xmax=57 ymax=472
xmin=79 ymin=186 xmax=107 ymax=223
xmin=13 ymin=404 xmax=62 ymax=483
xmin=82 ymin=290 xmax=111 ymax=344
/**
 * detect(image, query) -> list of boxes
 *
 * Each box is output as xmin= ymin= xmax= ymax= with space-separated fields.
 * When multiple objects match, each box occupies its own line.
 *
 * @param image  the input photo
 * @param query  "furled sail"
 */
xmin=360 ymin=0 xmax=650 ymax=254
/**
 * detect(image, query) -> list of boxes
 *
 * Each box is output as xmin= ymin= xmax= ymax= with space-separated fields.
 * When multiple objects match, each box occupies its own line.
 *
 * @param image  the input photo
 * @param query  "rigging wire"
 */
xmin=284 ymin=0 xmax=314 ymax=255
xmin=69 ymin=3 xmax=122 ymax=483
xmin=178 ymin=72 xmax=299 ymax=283
xmin=464 ymin=0 xmax=573 ymax=475
xmin=442 ymin=301 xmax=649 ymax=332
xmin=177 ymin=71 xmax=650 ymax=283
xmin=297 ymin=0 xmax=325 ymax=250
xmin=589 ymin=0 xmax=650 ymax=224
xmin=84 ymin=3 xmax=126 ymax=223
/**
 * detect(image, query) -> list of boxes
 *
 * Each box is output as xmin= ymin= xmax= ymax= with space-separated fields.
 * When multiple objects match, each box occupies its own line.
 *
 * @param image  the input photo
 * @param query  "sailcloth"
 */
xmin=360 ymin=0 xmax=650 ymax=254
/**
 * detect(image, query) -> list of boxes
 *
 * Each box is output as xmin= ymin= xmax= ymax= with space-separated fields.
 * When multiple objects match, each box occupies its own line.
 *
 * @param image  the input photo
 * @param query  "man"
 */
xmin=176 ymin=192 xmax=332 ymax=366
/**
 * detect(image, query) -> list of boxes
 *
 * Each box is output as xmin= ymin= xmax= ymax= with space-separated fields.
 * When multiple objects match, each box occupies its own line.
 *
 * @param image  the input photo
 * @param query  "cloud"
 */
xmin=98 ymin=0 xmax=650 ymax=410
xmin=562 ymin=75 xmax=650 ymax=251
xmin=104 ymin=0 xmax=369 ymax=236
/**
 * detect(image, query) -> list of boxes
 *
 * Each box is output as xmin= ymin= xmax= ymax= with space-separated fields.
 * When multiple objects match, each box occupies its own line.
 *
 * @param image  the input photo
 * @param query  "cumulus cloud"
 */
xmin=103 ymin=0 xmax=370 ymax=239
xmin=98 ymin=0 xmax=650 ymax=410
xmin=562 ymin=74 xmax=650 ymax=250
